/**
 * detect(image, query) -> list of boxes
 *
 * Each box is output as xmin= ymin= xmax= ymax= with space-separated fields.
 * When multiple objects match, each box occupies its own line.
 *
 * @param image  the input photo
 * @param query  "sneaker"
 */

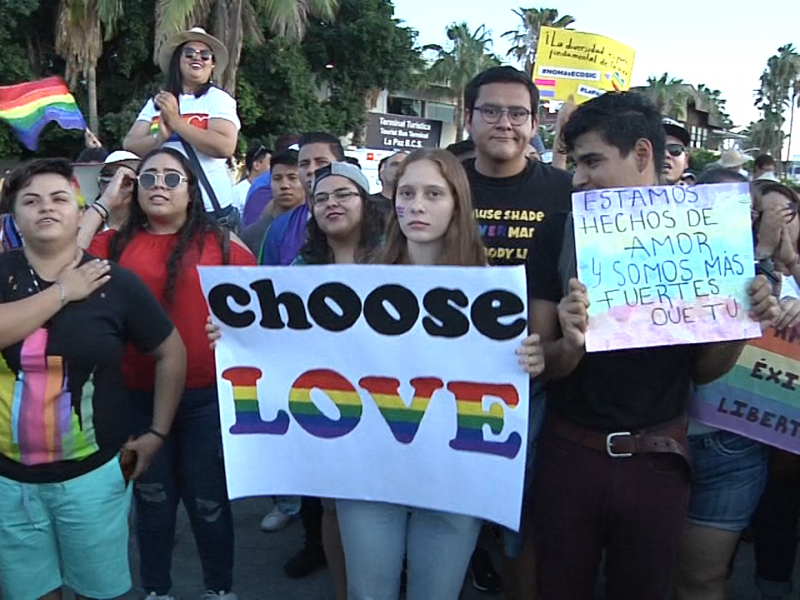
xmin=145 ymin=594 xmax=175 ymax=600
xmin=469 ymin=547 xmax=503 ymax=593
xmin=260 ymin=505 xmax=294 ymax=532
xmin=284 ymin=543 xmax=326 ymax=578
xmin=200 ymin=592 xmax=238 ymax=600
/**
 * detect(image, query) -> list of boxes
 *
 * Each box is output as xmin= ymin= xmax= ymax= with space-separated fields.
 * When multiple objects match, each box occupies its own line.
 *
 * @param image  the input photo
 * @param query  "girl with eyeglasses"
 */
xmin=123 ymin=28 xmax=240 ymax=229
xmin=88 ymin=147 xmax=255 ymax=600
xmin=334 ymin=149 xmax=543 ymax=600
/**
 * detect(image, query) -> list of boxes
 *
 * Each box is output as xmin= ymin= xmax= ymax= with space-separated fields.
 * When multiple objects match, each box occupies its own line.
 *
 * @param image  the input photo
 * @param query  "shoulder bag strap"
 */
xmin=178 ymin=136 xmax=223 ymax=219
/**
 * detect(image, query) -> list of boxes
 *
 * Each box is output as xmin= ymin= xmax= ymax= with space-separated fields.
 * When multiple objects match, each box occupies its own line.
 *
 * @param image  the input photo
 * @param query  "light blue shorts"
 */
xmin=0 ymin=455 xmax=133 ymax=599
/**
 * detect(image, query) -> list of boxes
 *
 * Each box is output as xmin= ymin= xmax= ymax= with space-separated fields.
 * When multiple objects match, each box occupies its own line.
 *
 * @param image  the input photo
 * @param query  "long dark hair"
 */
xmin=299 ymin=187 xmax=384 ymax=265
xmin=108 ymin=147 xmax=228 ymax=307
xmin=165 ymin=43 xmax=213 ymax=98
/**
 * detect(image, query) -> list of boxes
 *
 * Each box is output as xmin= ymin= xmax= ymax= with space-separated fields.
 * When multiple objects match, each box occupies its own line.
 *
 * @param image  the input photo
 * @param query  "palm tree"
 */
xmin=502 ymin=7 xmax=575 ymax=75
xmin=155 ymin=0 xmax=339 ymax=93
xmin=697 ymin=84 xmax=733 ymax=129
xmin=641 ymin=73 xmax=689 ymax=119
xmin=746 ymin=116 xmax=784 ymax=157
xmin=422 ymin=23 xmax=500 ymax=141
xmin=755 ymin=44 xmax=800 ymax=169
xmin=55 ymin=0 xmax=123 ymax=133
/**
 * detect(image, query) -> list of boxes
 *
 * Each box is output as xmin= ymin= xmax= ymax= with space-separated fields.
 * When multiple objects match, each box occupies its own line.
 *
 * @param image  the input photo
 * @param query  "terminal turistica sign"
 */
xmin=364 ymin=112 xmax=443 ymax=151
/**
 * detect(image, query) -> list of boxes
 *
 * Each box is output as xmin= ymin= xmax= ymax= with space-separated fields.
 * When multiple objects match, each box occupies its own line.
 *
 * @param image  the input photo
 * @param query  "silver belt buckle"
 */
xmin=606 ymin=431 xmax=633 ymax=458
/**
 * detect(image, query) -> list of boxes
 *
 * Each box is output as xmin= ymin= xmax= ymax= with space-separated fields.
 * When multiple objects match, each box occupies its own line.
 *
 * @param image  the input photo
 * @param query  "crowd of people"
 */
xmin=0 ymin=24 xmax=799 ymax=600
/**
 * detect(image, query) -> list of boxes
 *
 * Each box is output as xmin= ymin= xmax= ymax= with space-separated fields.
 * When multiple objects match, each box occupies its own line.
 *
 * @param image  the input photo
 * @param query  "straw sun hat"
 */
xmin=158 ymin=27 xmax=228 ymax=75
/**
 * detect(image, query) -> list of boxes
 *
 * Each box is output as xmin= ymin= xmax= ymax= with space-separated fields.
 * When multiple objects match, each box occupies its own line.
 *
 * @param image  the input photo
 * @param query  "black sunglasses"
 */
xmin=183 ymin=48 xmax=214 ymax=62
xmin=666 ymin=143 xmax=686 ymax=157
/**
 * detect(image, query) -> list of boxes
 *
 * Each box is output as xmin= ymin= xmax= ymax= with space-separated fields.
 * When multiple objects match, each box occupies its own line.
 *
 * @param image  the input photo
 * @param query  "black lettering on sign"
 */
xmin=208 ymin=283 xmax=256 ymax=328
xmin=364 ymin=284 xmax=420 ymax=336
xmin=423 ymin=288 xmax=470 ymax=337
xmin=471 ymin=290 xmax=527 ymax=341
xmin=308 ymin=283 xmax=362 ymax=332
xmin=208 ymin=278 xmax=526 ymax=341
xmin=250 ymin=280 xmax=312 ymax=329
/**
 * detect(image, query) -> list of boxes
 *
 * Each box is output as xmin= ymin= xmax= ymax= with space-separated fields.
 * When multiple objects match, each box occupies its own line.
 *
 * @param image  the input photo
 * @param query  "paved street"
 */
xmin=57 ymin=496 xmax=796 ymax=599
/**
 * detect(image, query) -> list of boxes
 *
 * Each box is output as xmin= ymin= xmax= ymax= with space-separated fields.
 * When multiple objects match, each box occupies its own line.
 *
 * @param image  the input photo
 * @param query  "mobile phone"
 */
xmin=119 ymin=448 xmax=137 ymax=486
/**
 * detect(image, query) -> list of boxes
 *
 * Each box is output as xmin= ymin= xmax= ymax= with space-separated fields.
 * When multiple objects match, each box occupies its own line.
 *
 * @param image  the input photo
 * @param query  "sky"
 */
xmin=392 ymin=0 xmax=800 ymax=158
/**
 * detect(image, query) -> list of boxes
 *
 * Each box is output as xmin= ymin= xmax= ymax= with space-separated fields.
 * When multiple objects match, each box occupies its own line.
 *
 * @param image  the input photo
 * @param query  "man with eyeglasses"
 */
xmin=662 ymin=118 xmax=691 ymax=185
xmin=463 ymin=66 xmax=573 ymax=268
xmin=461 ymin=66 xmax=573 ymax=599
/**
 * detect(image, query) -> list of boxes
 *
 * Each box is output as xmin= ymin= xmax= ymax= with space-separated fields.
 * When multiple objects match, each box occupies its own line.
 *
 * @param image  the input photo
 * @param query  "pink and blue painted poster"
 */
xmin=572 ymin=183 xmax=760 ymax=352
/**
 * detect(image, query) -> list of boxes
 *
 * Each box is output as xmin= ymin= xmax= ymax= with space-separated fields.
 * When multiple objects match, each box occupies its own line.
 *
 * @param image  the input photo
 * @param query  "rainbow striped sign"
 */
xmin=199 ymin=265 xmax=530 ymax=530
xmin=692 ymin=326 xmax=800 ymax=454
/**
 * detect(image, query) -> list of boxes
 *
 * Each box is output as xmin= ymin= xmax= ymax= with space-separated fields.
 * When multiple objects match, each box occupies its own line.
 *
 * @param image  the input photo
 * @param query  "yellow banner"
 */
xmin=534 ymin=27 xmax=636 ymax=104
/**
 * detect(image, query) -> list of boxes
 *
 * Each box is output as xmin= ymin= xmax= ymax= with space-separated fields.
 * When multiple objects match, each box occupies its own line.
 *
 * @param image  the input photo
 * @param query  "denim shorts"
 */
xmin=0 ymin=455 xmax=133 ymax=599
xmin=687 ymin=430 xmax=768 ymax=532
xmin=503 ymin=389 xmax=546 ymax=558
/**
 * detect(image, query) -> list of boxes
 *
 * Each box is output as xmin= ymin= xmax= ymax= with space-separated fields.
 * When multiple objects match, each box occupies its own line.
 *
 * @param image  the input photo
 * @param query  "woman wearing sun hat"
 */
xmin=123 ymin=28 xmax=241 ymax=229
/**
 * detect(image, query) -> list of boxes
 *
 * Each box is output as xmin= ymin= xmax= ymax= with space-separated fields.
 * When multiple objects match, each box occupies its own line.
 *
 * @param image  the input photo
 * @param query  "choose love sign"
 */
xmin=573 ymin=183 xmax=760 ymax=352
xmin=198 ymin=265 xmax=530 ymax=530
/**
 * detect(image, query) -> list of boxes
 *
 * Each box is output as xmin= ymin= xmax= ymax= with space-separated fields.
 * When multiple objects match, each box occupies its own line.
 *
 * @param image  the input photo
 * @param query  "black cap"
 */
xmin=662 ymin=117 xmax=690 ymax=147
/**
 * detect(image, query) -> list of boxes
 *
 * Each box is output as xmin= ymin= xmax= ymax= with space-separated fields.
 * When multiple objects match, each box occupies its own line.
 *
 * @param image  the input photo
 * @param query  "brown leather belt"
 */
xmin=547 ymin=414 xmax=691 ymax=464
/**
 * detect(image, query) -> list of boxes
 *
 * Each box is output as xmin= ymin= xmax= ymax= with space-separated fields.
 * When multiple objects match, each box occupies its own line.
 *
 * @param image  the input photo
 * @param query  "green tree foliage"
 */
xmin=502 ymin=7 xmax=575 ymax=75
xmin=302 ymin=0 xmax=422 ymax=143
xmin=423 ymin=23 xmax=500 ymax=141
xmin=641 ymin=73 xmax=688 ymax=119
xmin=688 ymin=148 xmax=718 ymax=174
xmin=0 ymin=0 xmax=420 ymax=161
xmin=696 ymin=84 xmax=733 ymax=129
xmin=754 ymin=44 xmax=800 ymax=167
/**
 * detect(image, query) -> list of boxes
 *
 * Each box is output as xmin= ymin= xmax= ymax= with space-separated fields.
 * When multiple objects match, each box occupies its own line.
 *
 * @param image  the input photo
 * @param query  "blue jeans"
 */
xmin=686 ymin=430 xmax=768 ymax=531
xmin=336 ymin=500 xmax=481 ymax=600
xmin=129 ymin=387 xmax=234 ymax=595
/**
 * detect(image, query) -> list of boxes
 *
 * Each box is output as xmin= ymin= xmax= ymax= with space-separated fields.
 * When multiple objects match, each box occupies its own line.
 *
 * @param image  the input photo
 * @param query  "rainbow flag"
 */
xmin=0 ymin=77 xmax=86 ymax=151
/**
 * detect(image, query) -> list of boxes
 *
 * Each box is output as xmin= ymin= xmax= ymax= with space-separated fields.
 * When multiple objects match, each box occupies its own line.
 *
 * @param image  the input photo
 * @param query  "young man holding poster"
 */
xmin=526 ymin=92 xmax=779 ymax=598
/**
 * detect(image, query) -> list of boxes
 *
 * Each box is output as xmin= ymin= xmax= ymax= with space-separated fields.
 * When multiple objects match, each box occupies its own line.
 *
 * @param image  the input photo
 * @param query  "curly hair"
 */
xmin=378 ymin=149 xmax=486 ymax=267
xmin=298 ymin=188 xmax=384 ymax=265
xmin=108 ymin=147 xmax=228 ymax=307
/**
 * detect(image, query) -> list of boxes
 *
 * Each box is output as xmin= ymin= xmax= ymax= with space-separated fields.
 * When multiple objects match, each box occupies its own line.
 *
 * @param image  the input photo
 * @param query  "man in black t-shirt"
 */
xmin=527 ymin=92 xmax=779 ymax=598
xmin=463 ymin=66 xmax=573 ymax=267
xmin=460 ymin=65 xmax=573 ymax=598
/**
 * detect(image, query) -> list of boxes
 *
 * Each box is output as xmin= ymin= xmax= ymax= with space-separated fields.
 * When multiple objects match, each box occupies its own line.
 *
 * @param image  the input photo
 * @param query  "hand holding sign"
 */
xmin=749 ymin=275 xmax=780 ymax=330
xmin=558 ymin=278 xmax=590 ymax=349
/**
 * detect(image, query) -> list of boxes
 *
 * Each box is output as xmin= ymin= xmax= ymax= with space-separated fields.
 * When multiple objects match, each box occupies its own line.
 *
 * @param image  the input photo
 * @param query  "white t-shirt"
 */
xmin=232 ymin=179 xmax=251 ymax=212
xmin=136 ymin=87 xmax=240 ymax=212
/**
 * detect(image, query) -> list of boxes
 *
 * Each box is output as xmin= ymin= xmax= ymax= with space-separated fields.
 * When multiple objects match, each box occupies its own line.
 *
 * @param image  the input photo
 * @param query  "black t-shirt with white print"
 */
xmin=465 ymin=158 xmax=573 ymax=266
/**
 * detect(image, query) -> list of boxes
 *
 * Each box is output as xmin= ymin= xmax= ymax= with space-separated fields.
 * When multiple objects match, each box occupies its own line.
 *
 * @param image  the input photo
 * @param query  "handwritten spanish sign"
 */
xmin=691 ymin=326 xmax=800 ymax=455
xmin=199 ymin=265 xmax=530 ymax=530
xmin=534 ymin=27 xmax=636 ymax=103
xmin=572 ymin=183 xmax=759 ymax=352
